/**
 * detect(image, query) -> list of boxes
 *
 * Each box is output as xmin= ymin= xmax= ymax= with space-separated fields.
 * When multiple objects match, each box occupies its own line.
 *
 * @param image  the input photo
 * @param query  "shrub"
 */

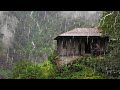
xmin=84 ymin=76 xmax=106 ymax=79
xmin=12 ymin=60 xmax=56 ymax=79
xmin=76 ymin=55 xmax=120 ymax=78
xmin=55 ymin=63 xmax=96 ymax=79
xmin=12 ymin=60 xmax=42 ymax=79
xmin=40 ymin=60 xmax=56 ymax=79
xmin=48 ymin=50 xmax=57 ymax=64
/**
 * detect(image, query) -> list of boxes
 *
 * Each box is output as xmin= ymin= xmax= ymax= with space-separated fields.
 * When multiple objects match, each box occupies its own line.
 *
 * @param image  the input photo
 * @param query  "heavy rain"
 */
xmin=0 ymin=11 xmax=119 ymax=79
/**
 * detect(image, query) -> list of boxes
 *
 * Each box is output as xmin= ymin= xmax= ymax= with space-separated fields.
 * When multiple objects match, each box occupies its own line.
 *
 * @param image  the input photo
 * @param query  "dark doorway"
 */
xmin=85 ymin=42 xmax=91 ymax=53
xmin=78 ymin=44 xmax=81 ymax=55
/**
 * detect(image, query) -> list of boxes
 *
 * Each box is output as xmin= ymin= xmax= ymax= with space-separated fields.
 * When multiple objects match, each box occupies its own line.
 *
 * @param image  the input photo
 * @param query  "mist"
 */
xmin=0 ymin=11 xmax=103 ymax=64
xmin=0 ymin=11 xmax=19 ymax=51
xmin=60 ymin=11 xmax=102 ymax=19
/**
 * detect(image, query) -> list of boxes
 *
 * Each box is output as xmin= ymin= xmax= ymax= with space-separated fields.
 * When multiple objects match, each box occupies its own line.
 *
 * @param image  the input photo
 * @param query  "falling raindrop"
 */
xmin=47 ymin=19 xmax=50 ymax=23
xmin=50 ymin=34 xmax=51 ymax=38
xmin=44 ymin=11 xmax=46 ymax=21
xmin=92 ymin=38 xmax=93 ymax=43
xmin=14 ymin=49 xmax=16 ymax=54
xmin=0 ymin=11 xmax=105 ymax=76
xmin=46 ymin=26 xmax=47 ymax=30
xmin=74 ymin=21 xmax=75 ymax=25
xmin=67 ymin=21 xmax=69 ymax=25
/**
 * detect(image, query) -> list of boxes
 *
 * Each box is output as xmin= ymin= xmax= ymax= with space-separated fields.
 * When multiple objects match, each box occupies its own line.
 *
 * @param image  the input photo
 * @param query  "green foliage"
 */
xmin=39 ymin=60 xmax=56 ymax=79
xmin=48 ymin=50 xmax=57 ymax=64
xmin=0 ymin=68 xmax=12 ymax=79
xmin=55 ymin=61 xmax=105 ymax=79
xmin=12 ymin=60 xmax=56 ymax=79
xmin=55 ymin=69 xmax=104 ymax=79
xmin=0 ymin=11 xmax=106 ymax=78
xmin=83 ymin=76 xmax=105 ymax=79
xmin=98 ymin=11 xmax=120 ymax=78
xmin=12 ymin=55 xmax=109 ymax=79
xmin=12 ymin=60 xmax=42 ymax=79
xmin=75 ymin=55 xmax=120 ymax=78
xmin=47 ymin=53 xmax=108 ymax=79
xmin=0 ymin=11 xmax=102 ymax=64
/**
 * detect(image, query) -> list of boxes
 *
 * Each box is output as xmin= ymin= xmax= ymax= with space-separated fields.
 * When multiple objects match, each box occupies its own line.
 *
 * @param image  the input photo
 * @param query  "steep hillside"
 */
xmin=0 ymin=11 xmax=103 ymax=66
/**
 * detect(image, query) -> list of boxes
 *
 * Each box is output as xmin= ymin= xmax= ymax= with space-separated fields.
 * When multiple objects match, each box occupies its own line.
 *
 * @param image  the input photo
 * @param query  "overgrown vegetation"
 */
xmin=0 ymin=11 xmax=102 ymax=66
xmin=0 ymin=52 xmax=115 ymax=79
xmin=48 ymin=53 xmax=107 ymax=79
xmin=6 ymin=52 xmax=106 ymax=79
xmin=1 ymin=11 xmax=120 ymax=79
xmin=98 ymin=11 xmax=120 ymax=78
xmin=12 ymin=60 xmax=56 ymax=79
xmin=0 ymin=11 xmax=104 ymax=79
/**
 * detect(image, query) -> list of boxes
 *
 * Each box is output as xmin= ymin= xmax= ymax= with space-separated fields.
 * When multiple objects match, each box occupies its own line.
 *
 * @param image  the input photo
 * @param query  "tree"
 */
xmin=99 ymin=11 xmax=120 ymax=78
xmin=0 ymin=11 xmax=102 ymax=67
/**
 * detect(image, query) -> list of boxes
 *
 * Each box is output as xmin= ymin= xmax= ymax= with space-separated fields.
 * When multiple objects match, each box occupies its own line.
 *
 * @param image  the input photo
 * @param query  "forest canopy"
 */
xmin=0 ymin=11 xmax=102 ymax=64
xmin=2 ymin=11 xmax=120 ymax=79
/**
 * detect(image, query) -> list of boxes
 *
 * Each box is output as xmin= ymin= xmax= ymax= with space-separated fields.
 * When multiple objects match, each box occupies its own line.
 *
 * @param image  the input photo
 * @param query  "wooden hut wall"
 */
xmin=57 ymin=36 xmax=109 ymax=56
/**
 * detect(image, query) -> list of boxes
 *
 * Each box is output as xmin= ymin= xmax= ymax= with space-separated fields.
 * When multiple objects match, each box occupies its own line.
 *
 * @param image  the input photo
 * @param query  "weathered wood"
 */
xmin=56 ymin=36 xmax=109 ymax=57
xmin=81 ymin=41 xmax=85 ymax=55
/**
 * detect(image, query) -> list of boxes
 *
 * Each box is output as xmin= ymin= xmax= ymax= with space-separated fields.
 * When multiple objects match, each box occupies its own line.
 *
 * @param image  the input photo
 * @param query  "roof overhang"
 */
xmin=54 ymin=35 xmax=109 ymax=40
xmin=54 ymin=27 xmax=108 ymax=40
